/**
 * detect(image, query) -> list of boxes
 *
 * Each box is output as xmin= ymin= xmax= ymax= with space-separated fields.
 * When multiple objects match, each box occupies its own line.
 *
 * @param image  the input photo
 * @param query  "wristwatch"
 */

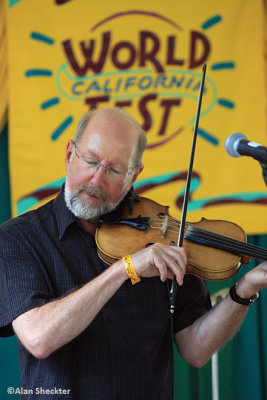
xmin=229 ymin=284 xmax=259 ymax=306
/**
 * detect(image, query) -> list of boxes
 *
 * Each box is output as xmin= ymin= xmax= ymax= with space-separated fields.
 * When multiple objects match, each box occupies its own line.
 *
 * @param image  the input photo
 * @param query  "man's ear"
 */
xmin=65 ymin=140 xmax=75 ymax=171
xmin=128 ymin=164 xmax=144 ymax=191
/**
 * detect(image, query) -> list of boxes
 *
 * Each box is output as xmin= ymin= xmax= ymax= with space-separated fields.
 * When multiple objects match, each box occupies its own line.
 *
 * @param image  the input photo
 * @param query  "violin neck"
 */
xmin=185 ymin=225 xmax=267 ymax=261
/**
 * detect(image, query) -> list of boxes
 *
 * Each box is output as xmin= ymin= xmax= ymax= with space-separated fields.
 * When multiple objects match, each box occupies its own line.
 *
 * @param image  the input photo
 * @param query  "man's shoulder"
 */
xmin=0 ymin=198 xmax=56 ymax=237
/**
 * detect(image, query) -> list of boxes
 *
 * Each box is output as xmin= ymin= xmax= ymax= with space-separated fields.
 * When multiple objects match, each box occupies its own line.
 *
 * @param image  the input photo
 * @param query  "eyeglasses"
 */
xmin=74 ymin=144 xmax=136 ymax=183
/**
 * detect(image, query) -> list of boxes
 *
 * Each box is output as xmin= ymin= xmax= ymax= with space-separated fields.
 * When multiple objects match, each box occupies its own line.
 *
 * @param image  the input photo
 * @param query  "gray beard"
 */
xmin=64 ymin=179 xmax=121 ymax=220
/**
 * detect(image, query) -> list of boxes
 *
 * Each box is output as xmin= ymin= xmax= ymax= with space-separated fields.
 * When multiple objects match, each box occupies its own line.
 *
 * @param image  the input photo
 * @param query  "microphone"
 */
xmin=224 ymin=133 xmax=267 ymax=163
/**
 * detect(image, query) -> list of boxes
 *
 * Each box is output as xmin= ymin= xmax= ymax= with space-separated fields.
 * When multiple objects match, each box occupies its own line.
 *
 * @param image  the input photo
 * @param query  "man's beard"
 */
xmin=64 ymin=178 xmax=123 ymax=220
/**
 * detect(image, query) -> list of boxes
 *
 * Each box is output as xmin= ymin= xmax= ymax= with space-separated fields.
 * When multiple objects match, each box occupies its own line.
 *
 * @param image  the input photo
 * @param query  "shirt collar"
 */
xmin=53 ymin=184 xmax=77 ymax=240
xmin=53 ymin=184 xmax=139 ymax=240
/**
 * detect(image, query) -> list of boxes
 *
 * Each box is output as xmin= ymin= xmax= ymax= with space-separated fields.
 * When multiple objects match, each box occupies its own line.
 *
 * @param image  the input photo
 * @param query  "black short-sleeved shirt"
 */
xmin=0 ymin=186 xmax=211 ymax=400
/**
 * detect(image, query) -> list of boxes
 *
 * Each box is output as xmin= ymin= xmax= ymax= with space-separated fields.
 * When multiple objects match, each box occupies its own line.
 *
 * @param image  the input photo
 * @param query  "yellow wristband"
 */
xmin=122 ymin=255 xmax=141 ymax=285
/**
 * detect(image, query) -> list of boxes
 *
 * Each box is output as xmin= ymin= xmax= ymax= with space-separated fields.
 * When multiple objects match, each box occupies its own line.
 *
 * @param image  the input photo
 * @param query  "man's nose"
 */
xmin=89 ymin=164 xmax=107 ymax=186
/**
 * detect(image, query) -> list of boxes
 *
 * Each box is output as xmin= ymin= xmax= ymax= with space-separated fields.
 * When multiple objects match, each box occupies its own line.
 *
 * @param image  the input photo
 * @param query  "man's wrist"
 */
xmin=235 ymin=279 xmax=258 ymax=299
xmin=122 ymin=255 xmax=141 ymax=285
xmin=229 ymin=283 xmax=259 ymax=306
xmin=112 ymin=259 xmax=130 ymax=283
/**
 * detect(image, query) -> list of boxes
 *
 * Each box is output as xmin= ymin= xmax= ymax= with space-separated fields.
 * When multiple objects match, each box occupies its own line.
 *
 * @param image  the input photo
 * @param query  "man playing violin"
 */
xmin=0 ymin=107 xmax=266 ymax=400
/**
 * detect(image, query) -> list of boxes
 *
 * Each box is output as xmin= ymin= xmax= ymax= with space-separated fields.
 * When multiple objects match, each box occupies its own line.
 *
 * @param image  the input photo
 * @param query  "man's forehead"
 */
xmin=82 ymin=111 xmax=139 ymax=143
xmin=88 ymin=109 xmax=137 ymax=129
xmin=76 ymin=116 xmax=137 ymax=162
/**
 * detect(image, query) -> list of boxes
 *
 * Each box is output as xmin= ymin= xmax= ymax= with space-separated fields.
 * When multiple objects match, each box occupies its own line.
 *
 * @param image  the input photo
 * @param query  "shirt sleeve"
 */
xmin=172 ymin=274 xmax=211 ymax=334
xmin=0 ymin=228 xmax=55 ymax=337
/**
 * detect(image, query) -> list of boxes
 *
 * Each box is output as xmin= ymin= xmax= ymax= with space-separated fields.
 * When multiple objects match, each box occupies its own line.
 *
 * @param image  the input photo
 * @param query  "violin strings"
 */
xmin=185 ymin=225 xmax=267 ymax=260
xmin=147 ymin=215 xmax=267 ymax=260
xmin=149 ymin=216 xmax=187 ymax=230
xmin=189 ymin=226 xmax=267 ymax=258
xmin=148 ymin=221 xmax=180 ymax=235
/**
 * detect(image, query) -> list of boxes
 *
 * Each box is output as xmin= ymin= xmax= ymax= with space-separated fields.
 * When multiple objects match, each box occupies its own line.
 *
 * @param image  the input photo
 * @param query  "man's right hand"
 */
xmin=131 ymin=243 xmax=187 ymax=286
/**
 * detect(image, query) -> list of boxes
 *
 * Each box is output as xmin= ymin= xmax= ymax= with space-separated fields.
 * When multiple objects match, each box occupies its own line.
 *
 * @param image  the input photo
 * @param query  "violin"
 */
xmin=95 ymin=196 xmax=267 ymax=281
xmin=98 ymin=64 xmax=267 ymax=289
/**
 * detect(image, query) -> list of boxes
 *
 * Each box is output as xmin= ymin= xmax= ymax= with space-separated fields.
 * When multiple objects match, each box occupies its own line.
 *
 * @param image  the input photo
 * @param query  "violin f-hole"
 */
xmin=158 ymin=213 xmax=165 ymax=219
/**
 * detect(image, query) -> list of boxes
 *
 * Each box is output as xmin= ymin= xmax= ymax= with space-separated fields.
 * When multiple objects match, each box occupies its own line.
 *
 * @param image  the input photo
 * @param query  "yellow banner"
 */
xmin=0 ymin=0 xmax=8 ymax=133
xmin=6 ymin=0 xmax=267 ymax=234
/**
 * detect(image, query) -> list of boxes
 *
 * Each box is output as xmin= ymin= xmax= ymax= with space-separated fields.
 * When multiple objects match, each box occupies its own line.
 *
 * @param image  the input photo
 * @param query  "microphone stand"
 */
xmin=260 ymin=162 xmax=267 ymax=186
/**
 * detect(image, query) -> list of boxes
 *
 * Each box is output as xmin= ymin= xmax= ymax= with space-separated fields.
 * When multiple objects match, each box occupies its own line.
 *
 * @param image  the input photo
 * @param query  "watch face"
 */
xmin=249 ymin=292 xmax=259 ymax=304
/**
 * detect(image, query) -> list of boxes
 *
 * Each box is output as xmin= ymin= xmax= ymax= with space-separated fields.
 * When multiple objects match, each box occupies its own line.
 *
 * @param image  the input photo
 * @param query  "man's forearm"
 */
xmin=13 ymin=259 xmax=128 ymax=358
xmin=175 ymin=292 xmax=249 ymax=368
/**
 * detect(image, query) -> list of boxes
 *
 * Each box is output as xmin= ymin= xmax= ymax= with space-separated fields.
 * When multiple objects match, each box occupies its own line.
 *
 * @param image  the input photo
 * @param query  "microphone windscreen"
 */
xmin=224 ymin=133 xmax=247 ymax=157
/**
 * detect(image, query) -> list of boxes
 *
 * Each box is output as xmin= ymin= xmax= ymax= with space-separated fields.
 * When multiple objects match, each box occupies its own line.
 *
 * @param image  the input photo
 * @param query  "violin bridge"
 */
xmin=161 ymin=215 xmax=168 ymax=238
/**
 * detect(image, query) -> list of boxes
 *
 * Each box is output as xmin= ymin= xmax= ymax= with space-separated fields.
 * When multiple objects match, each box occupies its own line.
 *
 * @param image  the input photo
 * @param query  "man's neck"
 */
xmin=79 ymin=218 xmax=99 ymax=236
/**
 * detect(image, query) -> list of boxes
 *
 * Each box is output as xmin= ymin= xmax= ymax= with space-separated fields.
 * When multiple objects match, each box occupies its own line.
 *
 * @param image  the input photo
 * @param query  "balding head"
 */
xmin=73 ymin=108 xmax=147 ymax=166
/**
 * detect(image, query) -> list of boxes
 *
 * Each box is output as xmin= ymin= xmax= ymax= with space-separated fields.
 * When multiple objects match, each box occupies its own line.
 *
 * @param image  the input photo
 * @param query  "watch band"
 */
xmin=229 ymin=284 xmax=259 ymax=306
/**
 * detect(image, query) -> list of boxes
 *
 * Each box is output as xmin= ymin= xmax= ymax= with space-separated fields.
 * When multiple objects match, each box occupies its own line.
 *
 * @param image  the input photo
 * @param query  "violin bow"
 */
xmin=170 ymin=64 xmax=207 ymax=314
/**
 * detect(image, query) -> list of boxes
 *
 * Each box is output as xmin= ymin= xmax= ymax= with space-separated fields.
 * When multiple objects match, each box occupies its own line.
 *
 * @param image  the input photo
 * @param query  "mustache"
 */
xmin=77 ymin=185 xmax=109 ymax=201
